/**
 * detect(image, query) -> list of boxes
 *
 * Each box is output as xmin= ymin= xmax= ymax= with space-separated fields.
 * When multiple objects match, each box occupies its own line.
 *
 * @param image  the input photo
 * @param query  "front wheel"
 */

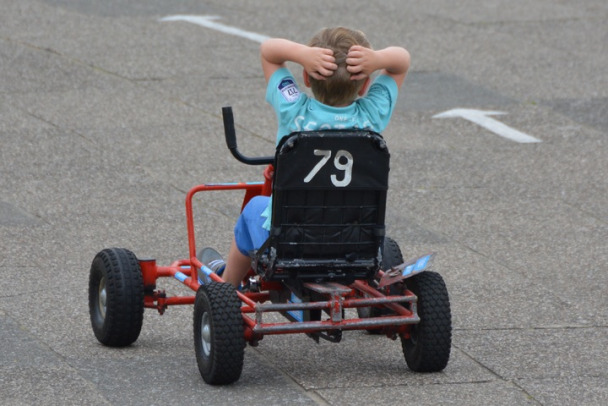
xmin=89 ymin=248 xmax=144 ymax=347
xmin=194 ymin=282 xmax=245 ymax=385
xmin=402 ymin=271 xmax=452 ymax=372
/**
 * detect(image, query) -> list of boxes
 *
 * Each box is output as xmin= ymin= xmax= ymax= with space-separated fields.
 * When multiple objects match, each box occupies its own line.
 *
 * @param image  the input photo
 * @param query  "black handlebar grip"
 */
xmin=221 ymin=106 xmax=274 ymax=166
xmin=222 ymin=106 xmax=237 ymax=150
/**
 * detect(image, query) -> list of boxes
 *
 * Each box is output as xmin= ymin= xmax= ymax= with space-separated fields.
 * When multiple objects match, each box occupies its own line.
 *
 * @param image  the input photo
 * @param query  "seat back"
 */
xmin=254 ymin=130 xmax=390 ymax=282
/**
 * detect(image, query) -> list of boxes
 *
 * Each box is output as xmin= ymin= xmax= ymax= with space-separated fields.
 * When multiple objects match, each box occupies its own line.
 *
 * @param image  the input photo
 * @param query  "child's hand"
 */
xmin=346 ymin=45 xmax=377 ymax=80
xmin=303 ymin=47 xmax=337 ymax=80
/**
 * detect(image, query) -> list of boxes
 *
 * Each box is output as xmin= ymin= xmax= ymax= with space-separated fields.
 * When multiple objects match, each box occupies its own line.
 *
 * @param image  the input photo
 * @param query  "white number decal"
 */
xmin=304 ymin=149 xmax=353 ymax=187
xmin=331 ymin=150 xmax=353 ymax=187
xmin=304 ymin=150 xmax=331 ymax=183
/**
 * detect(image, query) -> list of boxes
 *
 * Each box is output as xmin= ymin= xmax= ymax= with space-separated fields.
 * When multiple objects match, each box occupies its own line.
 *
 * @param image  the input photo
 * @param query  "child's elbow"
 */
xmin=260 ymin=40 xmax=270 ymax=58
xmin=399 ymin=48 xmax=411 ymax=73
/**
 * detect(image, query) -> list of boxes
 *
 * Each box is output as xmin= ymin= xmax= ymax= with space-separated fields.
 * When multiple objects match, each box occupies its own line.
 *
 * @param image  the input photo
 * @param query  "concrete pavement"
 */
xmin=1 ymin=1 xmax=607 ymax=404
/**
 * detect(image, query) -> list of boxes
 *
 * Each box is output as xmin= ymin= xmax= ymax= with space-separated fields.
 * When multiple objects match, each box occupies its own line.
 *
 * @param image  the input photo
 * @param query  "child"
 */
xmin=201 ymin=27 xmax=410 ymax=288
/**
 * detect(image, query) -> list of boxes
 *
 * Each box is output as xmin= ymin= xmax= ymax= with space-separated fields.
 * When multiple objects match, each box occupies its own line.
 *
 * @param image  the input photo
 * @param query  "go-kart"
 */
xmin=88 ymin=107 xmax=452 ymax=385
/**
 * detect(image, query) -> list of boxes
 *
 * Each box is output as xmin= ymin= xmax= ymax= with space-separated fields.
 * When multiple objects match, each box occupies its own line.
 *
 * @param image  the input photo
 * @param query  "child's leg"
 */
xmin=223 ymin=195 xmax=270 ymax=288
xmin=222 ymin=237 xmax=252 ymax=288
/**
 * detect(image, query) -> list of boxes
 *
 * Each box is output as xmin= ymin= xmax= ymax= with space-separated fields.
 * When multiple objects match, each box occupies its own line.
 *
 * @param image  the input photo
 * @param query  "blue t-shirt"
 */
xmin=266 ymin=67 xmax=398 ymax=143
xmin=260 ymin=67 xmax=399 ymax=230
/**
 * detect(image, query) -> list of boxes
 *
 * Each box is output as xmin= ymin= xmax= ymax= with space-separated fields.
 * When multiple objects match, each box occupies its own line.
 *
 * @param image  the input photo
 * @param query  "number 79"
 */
xmin=303 ymin=149 xmax=353 ymax=187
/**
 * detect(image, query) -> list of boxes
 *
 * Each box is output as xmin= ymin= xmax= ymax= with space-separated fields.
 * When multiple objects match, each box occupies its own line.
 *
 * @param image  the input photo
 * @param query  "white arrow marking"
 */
xmin=160 ymin=15 xmax=270 ymax=44
xmin=433 ymin=108 xmax=541 ymax=143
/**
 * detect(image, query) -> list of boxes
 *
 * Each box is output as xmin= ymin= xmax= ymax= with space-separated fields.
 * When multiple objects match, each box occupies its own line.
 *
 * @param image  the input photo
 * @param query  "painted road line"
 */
xmin=160 ymin=15 xmax=270 ymax=44
xmin=433 ymin=108 xmax=542 ymax=143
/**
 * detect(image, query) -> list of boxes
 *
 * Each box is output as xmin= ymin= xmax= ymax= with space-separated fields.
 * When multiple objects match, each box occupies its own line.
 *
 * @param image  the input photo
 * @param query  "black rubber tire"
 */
xmin=194 ymin=282 xmax=245 ymax=385
xmin=381 ymin=237 xmax=405 ymax=271
xmin=401 ymin=271 xmax=452 ymax=372
xmin=357 ymin=237 xmax=404 ymax=330
xmin=89 ymin=248 xmax=144 ymax=347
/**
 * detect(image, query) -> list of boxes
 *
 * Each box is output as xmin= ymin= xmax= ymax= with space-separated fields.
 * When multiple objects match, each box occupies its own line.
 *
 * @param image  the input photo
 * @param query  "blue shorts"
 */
xmin=234 ymin=195 xmax=270 ymax=256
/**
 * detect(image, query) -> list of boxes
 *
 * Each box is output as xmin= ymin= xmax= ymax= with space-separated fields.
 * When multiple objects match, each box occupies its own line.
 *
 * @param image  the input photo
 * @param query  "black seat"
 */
xmin=253 ymin=130 xmax=390 ymax=282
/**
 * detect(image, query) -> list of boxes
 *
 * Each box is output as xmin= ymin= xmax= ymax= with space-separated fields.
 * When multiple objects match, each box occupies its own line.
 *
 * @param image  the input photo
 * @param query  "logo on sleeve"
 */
xmin=278 ymin=78 xmax=300 ymax=103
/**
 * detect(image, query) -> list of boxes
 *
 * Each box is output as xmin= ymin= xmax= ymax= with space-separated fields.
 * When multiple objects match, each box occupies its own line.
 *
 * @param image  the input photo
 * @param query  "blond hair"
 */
xmin=308 ymin=27 xmax=371 ymax=106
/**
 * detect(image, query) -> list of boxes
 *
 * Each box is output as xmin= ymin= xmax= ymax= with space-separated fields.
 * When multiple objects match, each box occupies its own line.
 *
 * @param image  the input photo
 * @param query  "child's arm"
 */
xmin=346 ymin=45 xmax=410 ymax=88
xmin=261 ymin=38 xmax=337 ymax=82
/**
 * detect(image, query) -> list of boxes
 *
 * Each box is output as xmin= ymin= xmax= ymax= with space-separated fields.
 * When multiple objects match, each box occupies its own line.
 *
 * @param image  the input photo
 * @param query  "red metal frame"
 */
xmin=139 ymin=164 xmax=419 ymax=343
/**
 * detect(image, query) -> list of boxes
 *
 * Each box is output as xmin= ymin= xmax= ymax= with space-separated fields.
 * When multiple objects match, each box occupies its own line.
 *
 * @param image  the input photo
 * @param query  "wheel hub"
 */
xmin=201 ymin=312 xmax=211 ymax=356
xmin=98 ymin=277 xmax=107 ymax=320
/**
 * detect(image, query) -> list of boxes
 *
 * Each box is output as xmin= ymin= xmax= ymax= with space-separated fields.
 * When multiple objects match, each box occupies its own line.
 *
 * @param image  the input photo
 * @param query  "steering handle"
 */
xmin=222 ymin=106 xmax=273 ymax=165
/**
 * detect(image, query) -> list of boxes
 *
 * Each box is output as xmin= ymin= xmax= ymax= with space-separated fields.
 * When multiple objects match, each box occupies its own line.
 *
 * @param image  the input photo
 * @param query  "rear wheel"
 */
xmin=357 ymin=237 xmax=404 ymax=332
xmin=402 ymin=271 xmax=451 ymax=372
xmin=194 ymin=282 xmax=245 ymax=385
xmin=89 ymin=248 xmax=144 ymax=347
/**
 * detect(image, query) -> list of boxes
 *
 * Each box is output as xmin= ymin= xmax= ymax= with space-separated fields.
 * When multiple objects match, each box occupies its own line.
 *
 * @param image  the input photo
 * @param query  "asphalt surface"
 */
xmin=1 ymin=1 xmax=607 ymax=405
